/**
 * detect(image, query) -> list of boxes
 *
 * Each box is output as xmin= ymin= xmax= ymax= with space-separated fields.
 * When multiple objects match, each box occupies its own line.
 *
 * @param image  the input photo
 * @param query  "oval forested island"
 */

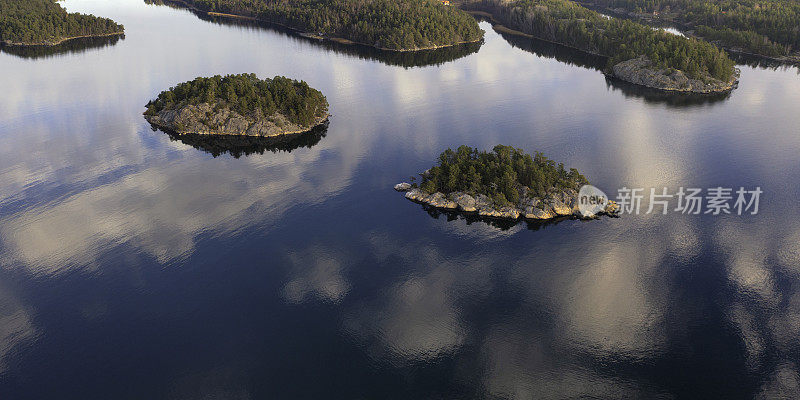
xmin=144 ymin=74 xmax=329 ymax=137
xmin=395 ymin=145 xmax=619 ymax=222
xmin=150 ymin=0 xmax=484 ymax=51
xmin=0 ymin=0 xmax=124 ymax=47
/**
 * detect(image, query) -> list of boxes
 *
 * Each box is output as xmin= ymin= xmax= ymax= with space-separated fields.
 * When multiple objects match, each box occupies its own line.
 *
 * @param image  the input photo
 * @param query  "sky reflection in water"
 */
xmin=1 ymin=0 xmax=800 ymax=398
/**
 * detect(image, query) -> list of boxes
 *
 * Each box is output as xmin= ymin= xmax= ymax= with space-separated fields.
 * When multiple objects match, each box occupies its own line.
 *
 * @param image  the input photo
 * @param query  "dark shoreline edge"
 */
xmin=0 ymin=31 xmax=125 ymax=48
xmin=156 ymin=120 xmax=330 ymax=157
xmin=0 ymin=34 xmax=124 ymax=59
xmin=152 ymin=0 xmax=483 ymax=52
xmin=145 ymin=113 xmax=331 ymax=138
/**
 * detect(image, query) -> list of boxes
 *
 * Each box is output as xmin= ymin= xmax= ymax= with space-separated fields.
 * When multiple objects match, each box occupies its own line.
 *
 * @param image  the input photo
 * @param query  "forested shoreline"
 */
xmin=575 ymin=0 xmax=800 ymax=59
xmin=153 ymin=0 xmax=484 ymax=51
xmin=460 ymin=0 xmax=736 ymax=83
xmin=0 ymin=0 xmax=124 ymax=46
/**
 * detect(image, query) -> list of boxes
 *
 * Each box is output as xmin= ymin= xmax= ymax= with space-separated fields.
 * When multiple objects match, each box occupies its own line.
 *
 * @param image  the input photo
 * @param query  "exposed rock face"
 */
xmin=394 ymin=182 xmax=412 ymax=191
xmin=611 ymin=56 xmax=739 ymax=93
xmin=427 ymin=192 xmax=458 ymax=209
xmin=144 ymin=102 xmax=329 ymax=137
xmin=398 ymin=184 xmax=619 ymax=222
xmin=451 ymin=193 xmax=477 ymax=212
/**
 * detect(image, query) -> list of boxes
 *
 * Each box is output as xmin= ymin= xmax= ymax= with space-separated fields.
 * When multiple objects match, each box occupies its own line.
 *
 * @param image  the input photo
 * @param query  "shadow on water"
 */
xmin=0 ymin=35 xmax=124 ymax=59
xmin=151 ymin=121 xmax=329 ymax=158
xmin=603 ymin=76 xmax=732 ymax=106
xmin=145 ymin=0 xmax=482 ymax=68
xmin=496 ymin=29 xmax=732 ymax=107
xmin=419 ymin=202 xmax=576 ymax=231
xmin=730 ymin=52 xmax=800 ymax=72
xmin=498 ymin=29 xmax=607 ymax=72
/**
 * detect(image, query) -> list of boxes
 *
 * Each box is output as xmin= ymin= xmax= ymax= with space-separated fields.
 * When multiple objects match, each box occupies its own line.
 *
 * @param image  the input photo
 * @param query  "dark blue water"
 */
xmin=1 ymin=0 xmax=800 ymax=398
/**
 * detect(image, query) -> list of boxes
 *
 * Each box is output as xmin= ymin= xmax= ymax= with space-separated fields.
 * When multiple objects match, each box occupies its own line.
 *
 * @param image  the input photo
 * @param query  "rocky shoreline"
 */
xmin=609 ymin=56 xmax=739 ymax=93
xmin=394 ymin=183 xmax=619 ymax=221
xmin=144 ymin=102 xmax=330 ymax=137
xmin=0 ymin=31 xmax=124 ymax=47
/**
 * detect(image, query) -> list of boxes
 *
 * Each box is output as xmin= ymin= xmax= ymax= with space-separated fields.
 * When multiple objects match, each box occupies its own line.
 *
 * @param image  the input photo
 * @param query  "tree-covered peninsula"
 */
xmin=0 ymin=0 xmax=124 ymax=46
xmin=395 ymin=145 xmax=619 ymax=221
xmin=461 ymin=0 xmax=738 ymax=92
xmin=158 ymin=0 xmax=483 ymax=51
xmin=577 ymin=0 xmax=800 ymax=60
xmin=144 ymin=74 xmax=329 ymax=137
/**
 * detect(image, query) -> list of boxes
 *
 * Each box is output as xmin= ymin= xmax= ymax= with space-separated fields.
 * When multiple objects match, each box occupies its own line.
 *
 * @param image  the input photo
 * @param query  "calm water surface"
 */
xmin=1 ymin=0 xmax=800 ymax=398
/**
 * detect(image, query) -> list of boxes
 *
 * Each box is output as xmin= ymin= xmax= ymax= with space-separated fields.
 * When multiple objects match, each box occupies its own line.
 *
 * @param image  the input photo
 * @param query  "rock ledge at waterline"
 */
xmin=145 ymin=103 xmax=329 ymax=137
xmin=394 ymin=184 xmax=620 ymax=221
xmin=609 ymin=56 xmax=740 ymax=94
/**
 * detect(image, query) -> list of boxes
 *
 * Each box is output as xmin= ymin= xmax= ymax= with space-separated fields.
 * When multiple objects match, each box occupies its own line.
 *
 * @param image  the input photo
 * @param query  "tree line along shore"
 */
xmin=149 ymin=0 xmax=485 ymax=51
xmin=4 ymin=0 xmax=799 ymax=92
xmin=0 ymin=0 xmax=123 ymax=46
xmin=575 ymin=0 xmax=800 ymax=61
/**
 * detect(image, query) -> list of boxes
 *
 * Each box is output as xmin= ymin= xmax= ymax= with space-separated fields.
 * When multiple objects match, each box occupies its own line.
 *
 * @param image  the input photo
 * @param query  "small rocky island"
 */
xmin=610 ymin=56 xmax=739 ymax=93
xmin=395 ymin=145 xmax=619 ymax=222
xmin=144 ymin=74 xmax=329 ymax=137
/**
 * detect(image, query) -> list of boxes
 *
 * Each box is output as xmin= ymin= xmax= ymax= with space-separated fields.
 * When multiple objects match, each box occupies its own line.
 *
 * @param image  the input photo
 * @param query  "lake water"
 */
xmin=1 ymin=0 xmax=800 ymax=398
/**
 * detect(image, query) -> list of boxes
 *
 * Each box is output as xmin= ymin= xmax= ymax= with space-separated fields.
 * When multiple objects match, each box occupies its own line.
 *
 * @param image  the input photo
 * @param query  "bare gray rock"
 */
xmin=145 ymin=102 xmax=329 ymax=137
xmin=451 ymin=193 xmax=477 ymax=212
xmin=394 ymin=182 xmax=412 ymax=191
xmin=611 ymin=56 xmax=739 ymax=93
xmin=396 ymin=184 xmax=617 ymax=222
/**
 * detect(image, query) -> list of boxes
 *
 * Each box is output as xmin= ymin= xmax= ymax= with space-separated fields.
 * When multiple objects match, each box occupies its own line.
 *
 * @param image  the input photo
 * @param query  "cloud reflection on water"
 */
xmin=2 ymin=0 xmax=800 ymax=397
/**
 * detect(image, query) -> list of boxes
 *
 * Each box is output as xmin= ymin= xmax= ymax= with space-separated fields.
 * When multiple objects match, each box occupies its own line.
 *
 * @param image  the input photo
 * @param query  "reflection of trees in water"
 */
xmin=0 ymin=35 xmax=123 ymax=59
xmin=420 ymin=203 xmax=573 ymax=231
xmin=603 ymin=76 xmax=732 ymax=107
xmin=155 ymin=121 xmax=329 ymax=158
xmin=497 ymin=29 xmax=732 ymax=107
xmin=145 ymin=0 xmax=481 ymax=68
xmin=729 ymin=52 xmax=800 ymax=72
xmin=498 ymin=29 xmax=607 ymax=72
xmin=311 ymin=38 xmax=482 ymax=69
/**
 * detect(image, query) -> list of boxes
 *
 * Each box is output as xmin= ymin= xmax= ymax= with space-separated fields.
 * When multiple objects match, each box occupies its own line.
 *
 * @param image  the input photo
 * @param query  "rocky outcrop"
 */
xmin=610 ymin=56 xmax=739 ymax=93
xmin=395 ymin=183 xmax=619 ymax=222
xmin=394 ymin=182 xmax=412 ymax=191
xmin=144 ymin=102 xmax=329 ymax=137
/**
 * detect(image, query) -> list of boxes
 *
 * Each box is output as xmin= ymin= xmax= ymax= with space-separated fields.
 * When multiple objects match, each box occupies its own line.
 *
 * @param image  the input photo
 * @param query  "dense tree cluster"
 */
xmin=174 ymin=0 xmax=483 ymax=50
xmin=0 ymin=0 xmax=123 ymax=45
xmin=695 ymin=25 xmax=786 ymax=57
xmin=581 ymin=0 xmax=800 ymax=57
xmin=464 ymin=0 xmax=736 ymax=81
xmin=144 ymin=74 xmax=329 ymax=127
xmin=419 ymin=145 xmax=589 ymax=205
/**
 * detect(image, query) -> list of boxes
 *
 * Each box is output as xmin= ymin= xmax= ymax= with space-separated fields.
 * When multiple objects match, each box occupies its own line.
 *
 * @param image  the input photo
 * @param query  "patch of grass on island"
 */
xmin=0 ymin=0 xmax=124 ymax=46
